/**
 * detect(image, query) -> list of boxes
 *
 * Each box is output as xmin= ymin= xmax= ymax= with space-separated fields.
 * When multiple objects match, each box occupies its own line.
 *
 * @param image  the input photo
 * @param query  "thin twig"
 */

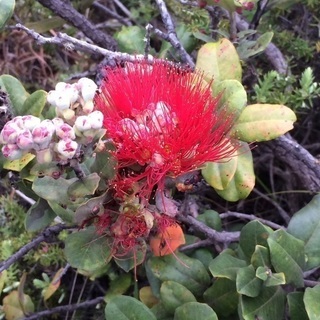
xmin=180 ymin=238 xmax=215 ymax=251
xmin=178 ymin=214 xmax=240 ymax=243
xmin=155 ymin=0 xmax=195 ymax=67
xmin=0 ymin=224 xmax=73 ymax=273
xmin=12 ymin=23 xmax=142 ymax=62
xmin=36 ymin=0 xmax=116 ymax=49
xmin=21 ymin=296 xmax=105 ymax=320
xmin=252 ymin=188 xmax=291 ymax=224
xmin=219 ymin=211 xmax=285 ymax=230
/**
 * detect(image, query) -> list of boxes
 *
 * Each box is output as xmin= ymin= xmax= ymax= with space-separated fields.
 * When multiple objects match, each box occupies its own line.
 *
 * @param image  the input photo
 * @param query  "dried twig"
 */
xmin=36 ymin=0 xmax=117 ymax=49
xmin=21 ymin=296 xmax=105 ymax=320
xmin=219 ymin=211 xmax=285 ymax=230
xmin=155 ymin=0 xmax=195 ymax=67
xmin=0 ymin=224 xmax=73 ymax=273
xmin=12 ymin=23 xmax=140 ymax=62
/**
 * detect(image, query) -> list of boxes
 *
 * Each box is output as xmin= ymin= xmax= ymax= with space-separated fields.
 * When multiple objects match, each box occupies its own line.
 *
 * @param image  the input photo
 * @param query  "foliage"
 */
xmin=0 ymin=0 xmax=320 ymax=319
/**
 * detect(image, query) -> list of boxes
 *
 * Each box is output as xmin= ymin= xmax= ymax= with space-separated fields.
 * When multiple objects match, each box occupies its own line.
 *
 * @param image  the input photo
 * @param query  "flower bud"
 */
xmin=78 ymin=78 xmax=97 ymax=102
xmin=32 ymin=120 xmax=55 ymax=148
xmin=1 ymin=121 xmax=22 ymax=144
xmin=56 ymin=139 xmax=78 ymax=159
xmin=88 ymin=110 xmax=104 ymax=129
xmin=22 ymin=115 xmax=41 ymax=131
xmin=2 ymin=144 xmax=24 ymax=160
xmin=55 ymin=123 xmax=76 ymax=140
xmin=47 ymin=90 xmax=59 ymax=106
xmin=59 ymin=108 xmax=75 ymax=121
xmin=36 ymin=148 xmax=53 ymax=164
xmin=16 ymin=129 xmax=34 ymax=150
xmin=74 ymin=115 xmax=91 ymax=132
xmin=82 ymin=100 xmax=94 ymax=114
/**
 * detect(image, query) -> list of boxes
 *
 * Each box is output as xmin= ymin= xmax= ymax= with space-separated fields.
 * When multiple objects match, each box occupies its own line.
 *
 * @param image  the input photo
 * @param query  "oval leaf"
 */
xmin=202 ymin=155 xmax=238 ymax=190
xmin=304 ymin=285 xmax=320 ymax=320
xmin=105 ymin=295 xmax=156 ymax=320
xmin=21 ymin=90 xmax=47 ymax=117
xmin=148 ymin=253 xmax=210 ymax=297
xmin=0 ymin=75 xmax=29 ymax=113
xmin=287 ymin=194 xmax=320 ymax=269
xmin=196 ymin=39 xmax=242 ymax=84
xmin=236 ymin=265 xmax=262 ymax=297
xmin=0 ymin=0 xmax=15 ymax=29
xmin=232 ymin=104 xmax=296 ymax=142
xmin=160 ymin=281 xmax=196 ymax=314
xmin=3 ymin=290 xmax=34 ymax=320
xmin=64 ymin=227 xmax=112 ymax=275
xmin=174 ymin=302 xmax=218 ymax=320
xmin=214 ymin=143 xmax=255 ymax=201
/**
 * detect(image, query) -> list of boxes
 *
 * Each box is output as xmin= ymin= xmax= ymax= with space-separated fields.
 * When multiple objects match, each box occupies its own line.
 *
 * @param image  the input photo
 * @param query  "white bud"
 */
xmin=16 ymin=129 xmax=34 ymax=150
xmin=78 ymin=78 xmax=97 ymax=102
xmin=22 ymin=115 xmax=41 ymax=131
xmin=32 ymin=120 xmax=55 ymax=148
xmin=74 ymin=115 xmax=91 ymax=132
xmin=55 ymin=123 xmax=76 ymax=140
xmin=56 ymin=139 xmax=78 ymax=159
xmin=88 ymin=111 xmax=104 ymax=129
xmin=1 ymin=121 xmax=22 ymax=144
xmin=2 ymin=144 xmax=24 ymax=160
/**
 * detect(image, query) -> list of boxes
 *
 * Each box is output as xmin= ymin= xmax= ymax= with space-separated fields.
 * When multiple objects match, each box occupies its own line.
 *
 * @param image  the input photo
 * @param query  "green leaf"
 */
xmin=304 ymin=285 xmax=320 ymax=320
xmin=287 ymin=292 xmax=309 ymax=320
xmin=105 ymin=295 xmax=156 ymax=320
xmin=240 ymin=220 xmax=273 ymax=260
xmin=236 ymin=265 xmax=262 ymax=297
xmin=47 ymin=201 xmax=75 ymax=223
xmin=202 ymin=156 xmax=237 ymax=191
xmin=267 ymin=229 xmax=305 ymax=287
xmin=240 ymin=286 xmax=285 ymax=320
xmin=20 ymin=90 xmax=47 ymax=117
xmin=0 ymin=0 xmax=15 ymax=29
xmin=237 ymin=32 xmax=274 ymax=60
xmin=214 ymin=143 xmax=255 ymax=201
xmin=232 ymin=104 xmax=297 ymax=142
xmin=25 ymin=198 xmax=56 ymax=231
xmin=0 ymin=75 xmax=29 ymax=114
xmin=147 ymin=253 xmax=210 ymax=297
xmin=75 ymin=192 xmax=110 ymax=225
xmin=251 ymin=245 xmax=271 ymax=269
xmin=64 ymin=227 xmax=112 ymax=276
xmin=114 ymin=241 xmax=147 ymax=272
xmin=115 ymin=26 xmax=146 ymax=54
xmin=105 ymin=274 xmax=132 ymax=303
xmin=25 ymin=17 xmax=65 ymax=33
xmin=139 ymin=286 xmax=159 ymax=309
xmin=208 ymin=250 xmax=247 ymax=281
xmin=203 ymin=278 xmax=238 ymax=317
xmin=160 ymin=281 xmax=196 ymax=314
xmin=255 ymin=267 xmax=286 ymax=286
xmin=151 ymin=303 xmax=172 ymax=320
xmin=174 ymin=302 xmax=218 ymax=320
xmin=32 ymin=176 xmax=77 ymax=204
xmin=30 ymin=162 xmax=62 ymax=177
xmin=287 ymin=194 xmax=320 ymax=269
xmin=196 ymin=210 xmax=222 ymax=231
xmin=213 ymin=79 xmax=247 ymax=117
xmin=3 ymin=290 xmax=34 ymax=320
xmin=196 ymin=39 xmax=242 ymax=84
xmin=68 ymin=173 xmax=100 ymax=198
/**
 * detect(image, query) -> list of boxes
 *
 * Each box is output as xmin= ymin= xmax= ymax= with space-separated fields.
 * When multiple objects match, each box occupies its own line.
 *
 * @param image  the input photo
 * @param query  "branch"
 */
xmin=22 ymin=296 xmax=105 ymax=320
xmin=12 ymin=24 xmax=144 ymax=63
xmin=260 ymin=134 xmax=320 ymax=193
xmin=36 ymin=0 xmax=117 ymax=49
xmin=155 ymin=0 xmax=195 ymax=67
xmin=219 ymin=211 xmax=285 ymax=230
xmin=178 ymin=214 xmax=240 ymax=243
xmin=0 ymin=224 xmax=73 ymax=273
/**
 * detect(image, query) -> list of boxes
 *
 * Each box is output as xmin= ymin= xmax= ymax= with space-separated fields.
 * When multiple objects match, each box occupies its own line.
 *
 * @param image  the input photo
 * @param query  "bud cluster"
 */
xmin=0 ymin=78 xmax=104 ymax=163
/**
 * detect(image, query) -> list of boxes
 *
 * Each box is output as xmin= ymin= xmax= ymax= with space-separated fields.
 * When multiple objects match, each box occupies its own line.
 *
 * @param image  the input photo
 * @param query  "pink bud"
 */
xmin=1 ymin=121 xmax=22 ymax=143
xmin=16 ymin=129 xmax=34 ymax=150
xmin=2 ymin=144 xmax=24 ymax=160
xmin=56 ymin=139 xmax=78 ymax=159
xmin=32 ymin=120 xmax=55 ymax=148
xmin=55 ymin=123 xmax=76 ymax=140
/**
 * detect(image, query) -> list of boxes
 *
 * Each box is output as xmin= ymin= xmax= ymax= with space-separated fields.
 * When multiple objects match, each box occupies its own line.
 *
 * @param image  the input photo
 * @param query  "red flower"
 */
xmin=95 ymin=60 xmax=236 ymax=199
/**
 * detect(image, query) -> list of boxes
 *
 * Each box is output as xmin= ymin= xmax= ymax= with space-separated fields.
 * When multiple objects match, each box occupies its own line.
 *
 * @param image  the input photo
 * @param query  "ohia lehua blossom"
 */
xmin=95 ymin=60 xmax=237 ymax=200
